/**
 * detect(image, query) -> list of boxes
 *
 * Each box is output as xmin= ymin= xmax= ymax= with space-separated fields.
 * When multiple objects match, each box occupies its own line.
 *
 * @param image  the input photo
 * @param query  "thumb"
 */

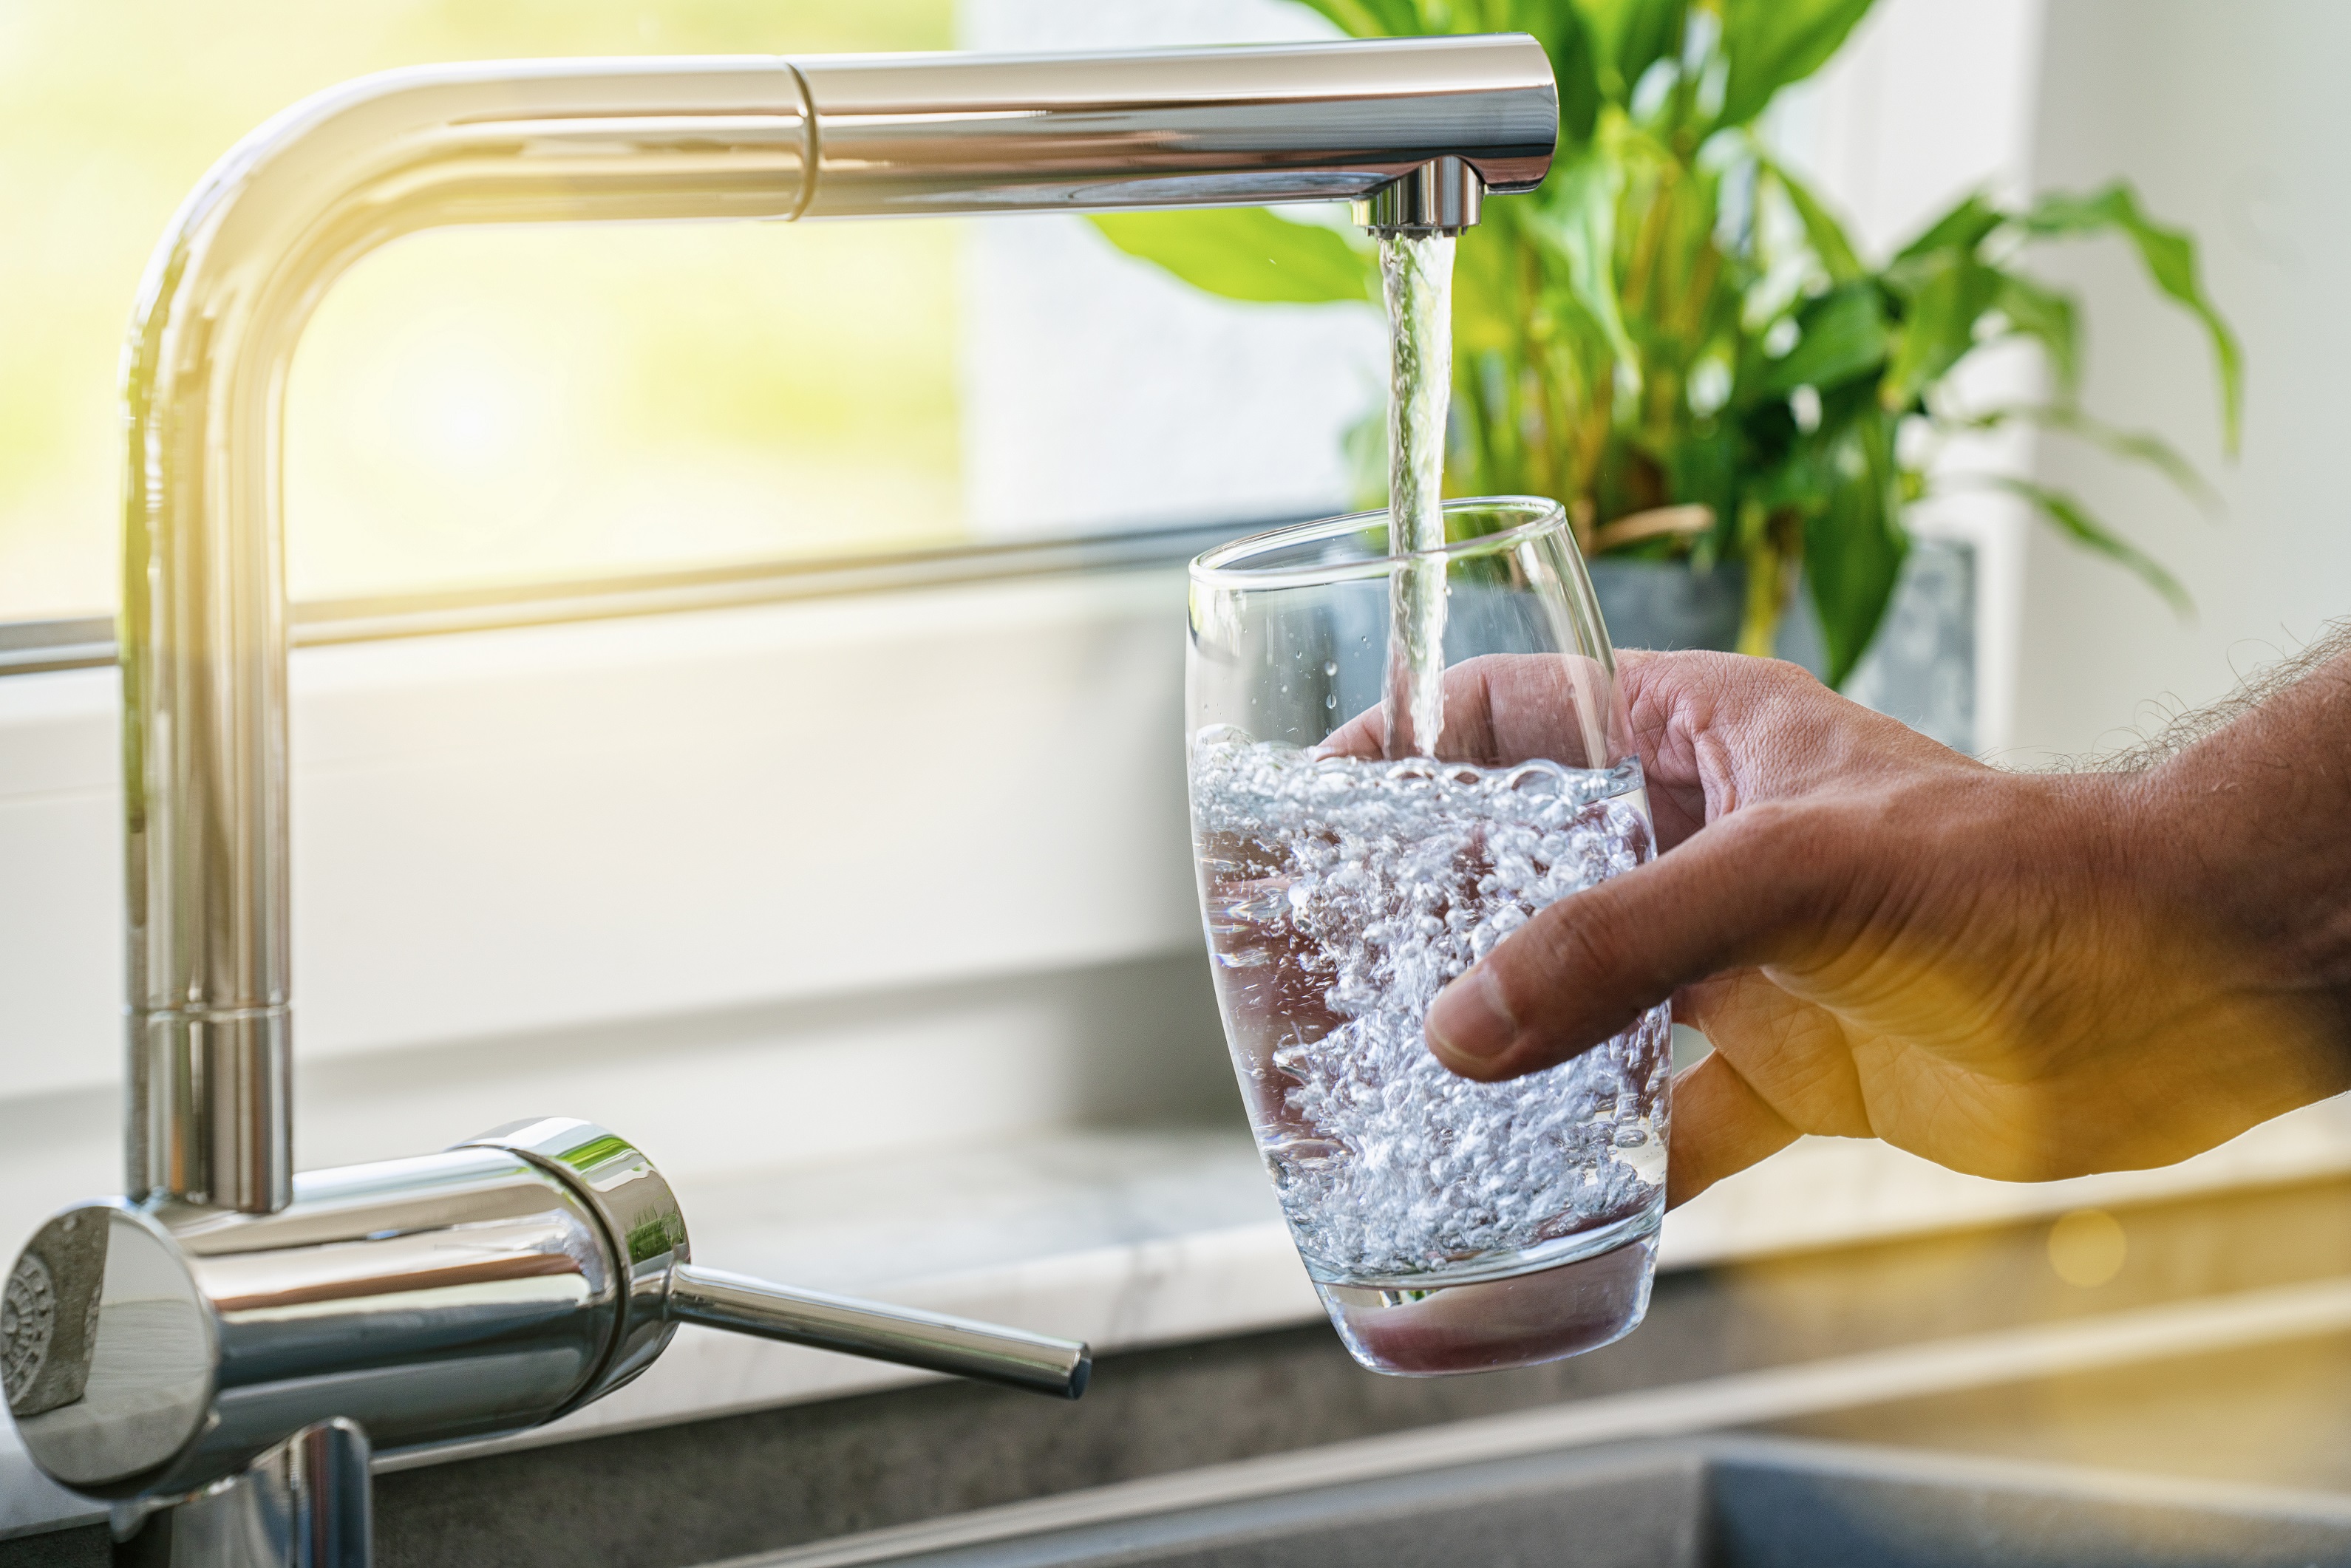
xmin=1426 ymin=805 xmax=1844 ymax=1081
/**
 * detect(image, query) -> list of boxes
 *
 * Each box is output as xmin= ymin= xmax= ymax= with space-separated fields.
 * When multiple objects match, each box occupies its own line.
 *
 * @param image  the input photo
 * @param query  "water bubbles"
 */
xmin=1323 ymin=660 xmax=1339 ymax=678
xmin=1191 ymin=737 xmax=1668 ymax=1283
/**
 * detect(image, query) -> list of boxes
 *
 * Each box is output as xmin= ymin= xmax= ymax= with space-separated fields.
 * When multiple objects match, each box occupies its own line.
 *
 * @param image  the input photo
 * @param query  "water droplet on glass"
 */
xmin=1323 ymin=660 xmax=1338 ymax=678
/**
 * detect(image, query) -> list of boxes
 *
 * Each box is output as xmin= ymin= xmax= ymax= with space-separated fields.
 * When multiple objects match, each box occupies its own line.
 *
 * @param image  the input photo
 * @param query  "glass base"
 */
xmin=1315 ymin=1231 xmax=1658 ymax=1377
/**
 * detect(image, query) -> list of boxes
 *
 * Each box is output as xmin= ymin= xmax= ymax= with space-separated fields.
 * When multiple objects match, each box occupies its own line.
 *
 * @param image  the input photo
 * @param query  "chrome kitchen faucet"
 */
xmin=2 ymin=38 xmax=1557 ymax=1567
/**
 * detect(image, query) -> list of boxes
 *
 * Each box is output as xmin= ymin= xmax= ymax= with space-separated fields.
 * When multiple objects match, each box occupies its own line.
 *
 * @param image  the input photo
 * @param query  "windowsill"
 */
xmin=441 ymin=1088 xmax=2351 ymax=1465
xmin=9 ymin=1093 xmax=2350 ymax=1541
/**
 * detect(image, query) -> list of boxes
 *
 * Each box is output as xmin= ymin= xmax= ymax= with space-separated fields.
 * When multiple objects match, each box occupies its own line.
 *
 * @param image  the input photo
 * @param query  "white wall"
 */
xmin=1775 ymin=0 xmax=2047 ymax=259
xmin=2009 ymin=0 xmax=2351 ymax=760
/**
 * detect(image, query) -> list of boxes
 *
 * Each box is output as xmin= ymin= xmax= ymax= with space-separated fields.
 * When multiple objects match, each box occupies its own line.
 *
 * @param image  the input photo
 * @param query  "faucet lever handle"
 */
xmin=664 ymin=1263 xmax=1090 ymax=1400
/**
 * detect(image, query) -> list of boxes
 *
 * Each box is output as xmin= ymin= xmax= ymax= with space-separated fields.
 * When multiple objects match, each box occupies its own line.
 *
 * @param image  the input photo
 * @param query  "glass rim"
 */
xmin=1188 ymin=495 xmax=1571 ymax=591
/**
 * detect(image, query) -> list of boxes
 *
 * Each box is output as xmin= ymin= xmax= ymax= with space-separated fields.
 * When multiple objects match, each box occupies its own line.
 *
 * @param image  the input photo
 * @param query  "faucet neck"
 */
xmin=121 ymin=58 xmax=816 ymax=1211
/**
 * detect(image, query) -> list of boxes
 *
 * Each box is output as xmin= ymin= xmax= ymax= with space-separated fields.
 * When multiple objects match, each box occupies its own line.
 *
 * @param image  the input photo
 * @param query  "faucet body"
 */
xmin=6 ymin=35 xmax=1556 ymax=1566
xmin=7 ymin=1119 xmax=1083 ymax=1506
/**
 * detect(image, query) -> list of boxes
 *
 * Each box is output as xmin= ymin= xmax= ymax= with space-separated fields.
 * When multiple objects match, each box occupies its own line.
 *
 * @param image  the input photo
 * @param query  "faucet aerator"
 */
xmin=1354 ymin=156 xmax=1486 ymax=235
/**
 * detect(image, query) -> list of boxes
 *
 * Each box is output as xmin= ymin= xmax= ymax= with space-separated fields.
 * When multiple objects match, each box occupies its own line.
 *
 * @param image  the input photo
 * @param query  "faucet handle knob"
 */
xmin=665 ymin=1264 xmax=1089 ymax=1399
xmin=466 ymin=1120 xmax=1092 ymax=1400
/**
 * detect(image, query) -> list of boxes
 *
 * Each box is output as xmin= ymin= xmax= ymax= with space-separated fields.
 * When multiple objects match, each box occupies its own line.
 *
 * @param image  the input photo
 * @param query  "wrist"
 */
xmin=2133 ymin=739 xmax=2351 ymax=1063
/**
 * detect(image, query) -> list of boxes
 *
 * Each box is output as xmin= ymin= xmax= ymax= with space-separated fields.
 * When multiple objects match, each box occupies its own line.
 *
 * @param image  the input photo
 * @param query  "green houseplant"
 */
xmin=1095 ymin=0 xmax=2239 ymax=685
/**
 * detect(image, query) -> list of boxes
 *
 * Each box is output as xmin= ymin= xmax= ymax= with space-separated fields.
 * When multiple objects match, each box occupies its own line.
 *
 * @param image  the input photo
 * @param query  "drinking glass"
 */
xmin=1185 ymin=497 xmax=1670 ymax=1377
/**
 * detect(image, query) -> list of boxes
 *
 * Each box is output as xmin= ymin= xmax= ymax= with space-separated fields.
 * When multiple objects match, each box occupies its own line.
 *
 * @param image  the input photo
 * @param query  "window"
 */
xmin=1 ymin=1 xmax=960 ymax=618
xmin=0 ymin=0 xmax=1375 ymax=625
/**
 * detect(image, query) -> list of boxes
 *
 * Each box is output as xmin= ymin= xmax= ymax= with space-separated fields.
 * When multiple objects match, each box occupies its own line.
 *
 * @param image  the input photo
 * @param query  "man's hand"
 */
xmin=1421 ymin=650 xmax=2351 ymax=1207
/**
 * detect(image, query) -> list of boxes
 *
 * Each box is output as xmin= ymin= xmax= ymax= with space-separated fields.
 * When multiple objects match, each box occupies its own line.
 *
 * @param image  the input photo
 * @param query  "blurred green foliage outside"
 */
xmin=0 ymin=0 xmax=962 ymax=618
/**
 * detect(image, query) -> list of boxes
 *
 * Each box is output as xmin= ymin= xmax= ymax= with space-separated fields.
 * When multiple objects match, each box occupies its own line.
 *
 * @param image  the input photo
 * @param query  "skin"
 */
xmin=1398 ymin=640 xmax=2351 ymax=1208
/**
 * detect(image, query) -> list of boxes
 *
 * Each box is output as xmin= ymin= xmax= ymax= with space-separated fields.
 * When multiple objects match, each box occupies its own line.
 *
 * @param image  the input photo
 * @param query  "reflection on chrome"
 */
xmin=4 ymin=1125 xmax=1088 ymax=1521
xmin=9 ymin=1211 xmax=212 ymax=1492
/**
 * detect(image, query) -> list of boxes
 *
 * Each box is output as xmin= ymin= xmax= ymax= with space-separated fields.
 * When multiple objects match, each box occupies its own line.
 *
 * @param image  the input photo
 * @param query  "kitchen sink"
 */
xmin=743 ymin=1435 xmax=2351 ymax=1568
xmin=15 ymin=1172 xmax=2351 ymax=1568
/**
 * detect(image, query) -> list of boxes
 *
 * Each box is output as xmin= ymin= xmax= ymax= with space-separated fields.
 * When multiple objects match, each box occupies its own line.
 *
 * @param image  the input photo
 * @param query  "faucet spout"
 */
xmin=787 ymin=38 xmax=1553 ymax=219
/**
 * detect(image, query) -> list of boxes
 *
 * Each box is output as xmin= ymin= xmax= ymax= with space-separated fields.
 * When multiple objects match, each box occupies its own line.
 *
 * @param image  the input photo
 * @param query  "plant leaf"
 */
xmin=1528 ymin=0 xmax=1605 ymax=143
xmin=1761 ymin=157 xmax=1863 ymax=283
xmin=1453 ymin=209 xmax=1539 ymax=357
xmin=1285 ymin=0 xmax=1605 ymax=142
xmin=1716 ymin=0 xmax=1878 ymax=128
xmin=2022 ymin=181 xmax=2244 ymax=454
xmin=1088 ymin=210 xmax=1375 ymax=306
xmin=1990 ymin=271 xmax=2080 ymax=400
xmin=1754 ymin=282 xmax=1888 ymax=397
xmin=1983 ymin=475 xmax=2194 ymax=616
xmin=1959 ymin=405 xmax=2220 ymax=514
xmin=1879 ymin=248 xmax=2003 ymax=411
xmin=1285 ymin=0 xmax=1429 ymax=37
xmin=1894 ymin=191 xmax=2004 ymax=262
xmin=1804 ymin=406 xmax=1908 ymax=686
xmin=1526 ymin=148 xmax=1639 ymax=371
xmin=1575 ymin=0 xmax=1685 ymax=103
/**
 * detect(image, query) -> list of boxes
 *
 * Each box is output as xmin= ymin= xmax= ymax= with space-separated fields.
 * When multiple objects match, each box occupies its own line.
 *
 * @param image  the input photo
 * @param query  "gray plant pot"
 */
xmin=1585 ymin=558 xmax=1747 ymax=655
xmin=1586 ymin=542 xmax=1977 ymax=754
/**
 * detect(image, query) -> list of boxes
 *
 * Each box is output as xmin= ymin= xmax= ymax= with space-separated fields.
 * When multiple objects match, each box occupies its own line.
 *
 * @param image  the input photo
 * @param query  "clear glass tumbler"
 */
xmin=1185 ymin=497 xmax=1670 ymax=1377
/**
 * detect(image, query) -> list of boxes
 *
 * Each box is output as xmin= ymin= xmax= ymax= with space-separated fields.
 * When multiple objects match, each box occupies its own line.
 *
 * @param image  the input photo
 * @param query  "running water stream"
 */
xmin=1378 ymin=231 xmax=1455 ymax=759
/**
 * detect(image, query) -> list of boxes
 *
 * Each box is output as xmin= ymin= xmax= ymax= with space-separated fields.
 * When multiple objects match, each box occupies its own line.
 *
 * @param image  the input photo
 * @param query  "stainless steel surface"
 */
xmin=6 ymin=1150 xmax=619 ymax=1498
xmin=1352 ymin=152 xmax=1483 ymax=231
xmin=279 ymin=1419 xmax=372 ymax=1568
xmin=668 ymin=1264 xmax=1092 ymax=1401
xmin=0 ymin=616 xmax=115 ymax=677
xmin=3 ymin=1125 xmax=1089 ymax=1511
xmin=0 ymin=520 xmax=1276 ymax=678
xmin=130 ymin=1015 xmax=293 ymax=1231
xmin=6 ymin=1207 xmax=212 ymax=1494
xmin=725 ymin=1436 xmax=2351 ymax=1568
xmin=795 ymin=36 xmax=1552 ymax=219
xmin=119 ymin=38 xmax=1556 ymax=1221
xmin=462 ymin=1119 xmax=687 ymax=1413
xmin=121 ymin=57 xmax=814 ymax=1215
xmin=112 ymin=1419 xmax=374 ymax=1568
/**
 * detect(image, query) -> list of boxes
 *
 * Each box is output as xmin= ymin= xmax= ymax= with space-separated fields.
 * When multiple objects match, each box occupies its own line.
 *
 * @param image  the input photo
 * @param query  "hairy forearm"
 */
xmin=1447 ymin=640 xmax=2351 ymax=1199
xmin=2136 ymin=624 xmax=2351 ymax=1049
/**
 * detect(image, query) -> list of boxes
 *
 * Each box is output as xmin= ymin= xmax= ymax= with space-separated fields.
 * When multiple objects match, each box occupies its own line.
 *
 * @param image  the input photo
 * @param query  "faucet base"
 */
xmin=128 ymin=1009 xmax=292 ymax=1216
xmin=111 ymin=1419 xmax=372 ymax=1568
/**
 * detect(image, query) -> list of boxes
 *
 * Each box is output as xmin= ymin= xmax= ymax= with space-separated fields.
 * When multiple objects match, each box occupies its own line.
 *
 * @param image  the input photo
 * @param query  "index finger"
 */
xmin=1316 ymin=652 xmax=1624 ymax=768
xmin=1618 ymin=651 xmax=1971 ymax=848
